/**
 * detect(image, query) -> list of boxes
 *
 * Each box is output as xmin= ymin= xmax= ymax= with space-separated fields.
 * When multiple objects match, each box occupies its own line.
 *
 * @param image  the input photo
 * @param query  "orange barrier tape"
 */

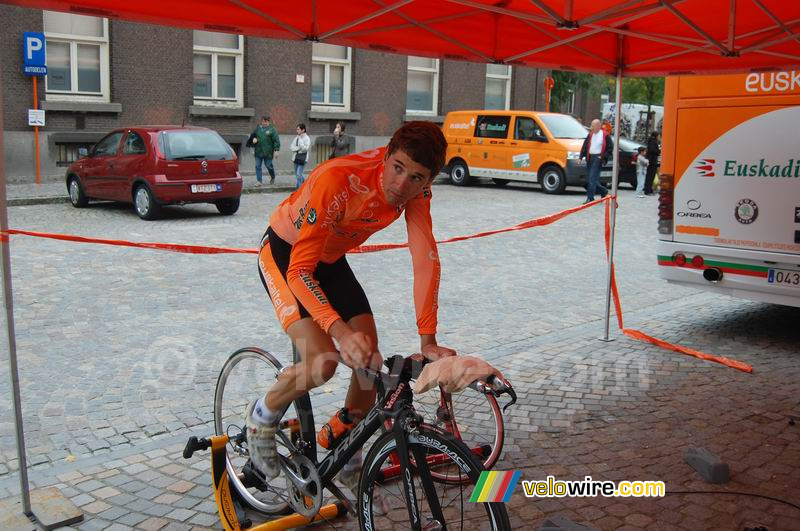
xmin=4 ymin=229 xmax=257 ymax=255
xmin=600 ymin=199 xmax=752 ymax=373
xmin=3 ymin=198 xmax=609 ymax=256
xmin=621 ymin=328 xmax=753 ymax=373
xmin=5 ymin=197 xmax=751 ymax=373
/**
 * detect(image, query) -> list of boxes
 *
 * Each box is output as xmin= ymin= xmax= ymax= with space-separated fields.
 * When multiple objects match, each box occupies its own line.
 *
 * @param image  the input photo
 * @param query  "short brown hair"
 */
xmin=386 ymin=121 xmax=447 ymax=179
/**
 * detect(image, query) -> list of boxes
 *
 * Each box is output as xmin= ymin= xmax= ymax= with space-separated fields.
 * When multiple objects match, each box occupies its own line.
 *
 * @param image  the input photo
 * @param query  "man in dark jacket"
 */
xmin=249 ymin=116 xmax=281 ymax=185
xmin=645 ymin=131 xmax=660 ymax=195
xmin=579 ymin=119 xmax=613 ymax=204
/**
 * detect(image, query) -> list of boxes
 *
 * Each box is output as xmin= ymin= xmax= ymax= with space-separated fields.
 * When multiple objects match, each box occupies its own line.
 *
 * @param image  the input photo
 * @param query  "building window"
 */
xmin=311 ymin=43 xmax=351 ymax=112
xmin=55 ymin=142 xmax=94 ymax=166
xmin=406 ymin=56 xmax=439 ymax=115
xmin=43 ymin=11 xmax=109 ymax=102
xmin=193 ymin=31 xmax=244 ymax=106
xmin=485 ymin=64 xmax=512 ymax=110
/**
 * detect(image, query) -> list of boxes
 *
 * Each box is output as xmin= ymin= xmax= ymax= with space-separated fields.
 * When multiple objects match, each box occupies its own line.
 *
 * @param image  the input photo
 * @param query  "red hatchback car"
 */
xmin=66 ymin=126 xmax=243 ymax=219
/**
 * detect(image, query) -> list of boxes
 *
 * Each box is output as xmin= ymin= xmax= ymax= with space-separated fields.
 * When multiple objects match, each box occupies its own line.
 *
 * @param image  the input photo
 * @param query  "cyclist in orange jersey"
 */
xmin=246 ymin=122 xmax=456 ymax=479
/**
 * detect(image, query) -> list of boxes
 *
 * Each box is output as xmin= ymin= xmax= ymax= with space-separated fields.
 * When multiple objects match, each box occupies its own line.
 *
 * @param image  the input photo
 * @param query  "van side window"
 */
xmin=515 ymin=117 xmax=543 ymax=141
xmin=475 ymin=115 xmax=510 ymax=139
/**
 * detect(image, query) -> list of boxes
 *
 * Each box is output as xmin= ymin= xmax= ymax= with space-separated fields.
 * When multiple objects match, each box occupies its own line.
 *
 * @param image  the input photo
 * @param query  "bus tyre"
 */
xmin=449 ymin=161 xmax=472 ymax=186
xmin=540 ymin=166 xmax=567 ymax=194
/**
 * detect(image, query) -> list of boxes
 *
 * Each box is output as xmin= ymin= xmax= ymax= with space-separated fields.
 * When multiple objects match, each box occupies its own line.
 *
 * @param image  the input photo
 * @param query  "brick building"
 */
xmin=1 ymin=6 xmax=550 ymax=183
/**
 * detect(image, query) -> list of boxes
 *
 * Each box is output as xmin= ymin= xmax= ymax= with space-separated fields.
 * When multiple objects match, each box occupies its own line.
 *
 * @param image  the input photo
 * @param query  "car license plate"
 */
xmin=767 ymin=268 xmax=800 ymax=287
xmin=191 ymin=184 xmax=221 ymax=193
xmin=600 ymin=170 xmax=612 ymax=177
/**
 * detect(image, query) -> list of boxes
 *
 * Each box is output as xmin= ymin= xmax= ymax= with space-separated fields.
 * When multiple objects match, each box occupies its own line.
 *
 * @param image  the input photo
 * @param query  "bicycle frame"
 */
xmin=189 ymin=355 xmax=428 ymax=530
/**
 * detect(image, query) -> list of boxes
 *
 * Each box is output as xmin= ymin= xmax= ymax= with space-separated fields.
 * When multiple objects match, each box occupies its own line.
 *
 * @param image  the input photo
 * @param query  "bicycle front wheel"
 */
xmin=213 ymin=347 xmax=315 ymax=516
xmin=359 ymin=427 xmax=511 ymax=531
xmin=413 ymin=386 xmax=504 ymax=481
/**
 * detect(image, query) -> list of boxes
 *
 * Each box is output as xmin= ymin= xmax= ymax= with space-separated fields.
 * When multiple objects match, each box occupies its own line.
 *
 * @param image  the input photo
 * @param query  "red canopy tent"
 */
xmin=1 ymin=0 xmax=799 ymax=525
xmin=3 ymin=0 xmax=799 ymax=74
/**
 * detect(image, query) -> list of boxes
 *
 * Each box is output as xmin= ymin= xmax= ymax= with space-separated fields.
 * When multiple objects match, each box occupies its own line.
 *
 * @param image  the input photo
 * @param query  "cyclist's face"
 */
xmin=382 ymin=149 xmax=432 ymax=206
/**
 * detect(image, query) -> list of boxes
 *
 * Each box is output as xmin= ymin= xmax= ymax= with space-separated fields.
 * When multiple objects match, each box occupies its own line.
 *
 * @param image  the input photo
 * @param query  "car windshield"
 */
xmin=539 ymin=114 xmax=589 ymax=139
xmin=161 ymin=130 xmax=232 ymax=160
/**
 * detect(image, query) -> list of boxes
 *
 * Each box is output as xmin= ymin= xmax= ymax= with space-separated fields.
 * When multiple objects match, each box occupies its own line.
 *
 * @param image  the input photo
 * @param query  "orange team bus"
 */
xmin=658 ymin=71 xmax=800 ymax=307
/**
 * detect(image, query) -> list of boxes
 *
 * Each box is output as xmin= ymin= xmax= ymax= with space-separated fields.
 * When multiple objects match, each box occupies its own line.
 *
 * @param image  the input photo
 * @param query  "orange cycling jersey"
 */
xmin=269 ymin=147 xmax=440 ymax=334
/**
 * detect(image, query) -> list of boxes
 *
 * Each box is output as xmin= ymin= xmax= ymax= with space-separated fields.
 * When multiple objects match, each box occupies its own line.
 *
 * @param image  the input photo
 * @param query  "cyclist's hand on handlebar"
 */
xmin=337 ymin=330 xmax=379 ymax=369
xmin=421 ymin=343 xmax=457 ymax=362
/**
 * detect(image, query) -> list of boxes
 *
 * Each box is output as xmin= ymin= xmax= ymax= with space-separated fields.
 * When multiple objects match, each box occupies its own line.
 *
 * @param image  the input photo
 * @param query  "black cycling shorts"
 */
xmin=257 ymin=227 xmax=372 ymax=331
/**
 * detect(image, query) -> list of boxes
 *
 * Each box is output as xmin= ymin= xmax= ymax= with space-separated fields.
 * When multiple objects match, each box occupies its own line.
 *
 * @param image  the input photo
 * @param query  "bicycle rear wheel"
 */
xmin=213 ymin=347 xmax=315 ymax=516
xmin=359 ymin=427 xmax=511 ymax=530
xmin=412 ymin=386 xmax=504 ymax=482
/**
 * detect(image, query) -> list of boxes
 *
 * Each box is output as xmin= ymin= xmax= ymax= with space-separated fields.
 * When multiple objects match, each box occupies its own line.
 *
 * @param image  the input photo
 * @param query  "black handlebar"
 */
xmin=183 ymin=436 xmax=211 ymax=459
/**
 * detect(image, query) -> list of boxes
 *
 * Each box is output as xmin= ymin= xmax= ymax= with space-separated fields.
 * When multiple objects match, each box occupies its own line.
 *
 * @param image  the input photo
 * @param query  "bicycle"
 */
xmin=196 ymin=347 xmax=517 ymax=530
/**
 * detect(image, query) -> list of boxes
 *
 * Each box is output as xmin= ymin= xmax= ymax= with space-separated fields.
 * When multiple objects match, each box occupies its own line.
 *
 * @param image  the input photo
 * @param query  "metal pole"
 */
xmin=602 ymin=37 xmax=624 ymax=341
xmin=0 ymin=54 xmax=33 ymax=516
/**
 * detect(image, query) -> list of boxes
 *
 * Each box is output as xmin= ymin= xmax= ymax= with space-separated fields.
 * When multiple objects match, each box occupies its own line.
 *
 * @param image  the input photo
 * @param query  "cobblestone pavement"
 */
xmin=1 ymin=179 xmax=798 ymax=530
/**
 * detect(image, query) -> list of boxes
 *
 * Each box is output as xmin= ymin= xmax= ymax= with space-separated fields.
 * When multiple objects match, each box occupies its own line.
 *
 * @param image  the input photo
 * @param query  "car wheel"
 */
xmin=449 ymin=160 xmax=472 ymax=186
xmin=540 ymin=165 xmax=567 ymax=194
xmin=492 ymin=178 xmax=509 ymax=186
xmin=134 ymin=185 xmax=159 ymax=220
xmin=216 ymin=197 xmax=240 ymax=216
xmin=68 ymin=177 xmax=89 ymax=208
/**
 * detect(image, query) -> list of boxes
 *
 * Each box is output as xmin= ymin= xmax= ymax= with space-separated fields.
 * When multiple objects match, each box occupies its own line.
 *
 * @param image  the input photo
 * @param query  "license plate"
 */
xmin=600 ymin=171 xmax=612 ymax=177
xmin=191 ymin=184 xmax=221 ymax=193
xmin=767 ymin=268 xmax=800 ymax=287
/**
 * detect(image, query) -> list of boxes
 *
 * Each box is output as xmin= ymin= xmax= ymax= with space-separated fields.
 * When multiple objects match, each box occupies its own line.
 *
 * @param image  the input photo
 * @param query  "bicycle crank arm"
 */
xmin=280 ymin=456 xmax=316 ymax=492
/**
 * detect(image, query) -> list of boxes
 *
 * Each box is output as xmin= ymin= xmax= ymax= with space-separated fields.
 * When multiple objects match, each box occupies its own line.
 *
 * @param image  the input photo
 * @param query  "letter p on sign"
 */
xmin=23 ymin=32 xmax=46 ymax=66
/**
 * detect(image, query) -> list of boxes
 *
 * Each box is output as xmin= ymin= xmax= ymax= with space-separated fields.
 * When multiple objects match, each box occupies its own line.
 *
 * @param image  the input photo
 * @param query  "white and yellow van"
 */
xmin=442 ymin=110 xmax=599 ymax=193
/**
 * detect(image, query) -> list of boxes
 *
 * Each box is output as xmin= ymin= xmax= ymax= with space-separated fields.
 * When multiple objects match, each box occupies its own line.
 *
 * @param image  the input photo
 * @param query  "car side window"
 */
xmin=515 ymin=117 xmax=544 ymax=141
xmin=123 ymin=132 xmax=147 ymax=155
xmin=475 ymin=115 xmax=510 ymax=139
xmin=93 ymin=132 xmax=124 ymax=157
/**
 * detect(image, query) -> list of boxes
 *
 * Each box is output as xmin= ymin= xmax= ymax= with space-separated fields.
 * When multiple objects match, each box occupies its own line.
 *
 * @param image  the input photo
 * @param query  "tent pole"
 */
xmin=602 ymin=48 xmax=623 ymax=341
xmin=0 ymin=52 xmax=32 ymax=517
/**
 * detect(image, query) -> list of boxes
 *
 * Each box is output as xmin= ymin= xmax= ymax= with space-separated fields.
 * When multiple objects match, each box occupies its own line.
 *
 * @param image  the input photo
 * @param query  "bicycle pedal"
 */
xmin=241 ymin=460 xmax=269 ymax=491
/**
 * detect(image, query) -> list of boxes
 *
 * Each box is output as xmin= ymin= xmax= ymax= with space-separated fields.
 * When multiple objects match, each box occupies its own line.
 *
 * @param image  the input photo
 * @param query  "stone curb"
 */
xmin=6 ymin=184 xmax=299 ymax=207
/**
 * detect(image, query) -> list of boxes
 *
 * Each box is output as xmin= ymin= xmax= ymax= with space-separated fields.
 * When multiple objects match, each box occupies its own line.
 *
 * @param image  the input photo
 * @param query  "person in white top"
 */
xmin=579 ymin=119 xmax=613 ymax=204
xmin=290 ymin=123 xmax=312 ymax=189
xmin=635 ymin=147 xmax=650 ymax=197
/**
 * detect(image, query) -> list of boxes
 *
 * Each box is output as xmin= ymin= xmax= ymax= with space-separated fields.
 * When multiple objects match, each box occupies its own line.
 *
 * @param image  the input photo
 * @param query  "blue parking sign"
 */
xmin=23 ymin=32 xmax=47 ymax=76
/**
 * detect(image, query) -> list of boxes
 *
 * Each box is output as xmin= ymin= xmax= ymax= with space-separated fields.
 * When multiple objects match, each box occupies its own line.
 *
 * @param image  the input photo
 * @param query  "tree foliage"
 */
xmin=614 ymin=77 xmax=665 ymax=107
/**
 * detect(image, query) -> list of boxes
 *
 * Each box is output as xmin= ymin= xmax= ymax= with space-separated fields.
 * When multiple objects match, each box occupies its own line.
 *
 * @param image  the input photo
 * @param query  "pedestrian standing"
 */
xmin=248 ymin=115 xmax=281 ymax=185
xmin=290 ymin=123 xmax=311 ymax=189
xmin=579 ymin=119 xmax=612 ymax=204
xmin=635 ymin=147 xmax=649 ymax=197
xmin=330 ymin=122 xmax=350 ymax=159
xmin=645 ymin=131 xmax=660 ymax=195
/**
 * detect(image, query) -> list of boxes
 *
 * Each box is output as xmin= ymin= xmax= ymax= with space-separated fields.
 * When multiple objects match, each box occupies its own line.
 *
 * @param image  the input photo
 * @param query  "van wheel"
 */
xmin=540 ymin=166 xmax=567 ymax=194
xmin=449 ymin=161 xmax=472 ymax=186
xmin=216 ymin=198 xmax=240 ymax=216
xmin=492 ymin=178 xmax=509 ymax=186
xmin=68 ymin=176 xmax=89 ymax=208
xmin=134 ymin=185 xmax=160 ymax=220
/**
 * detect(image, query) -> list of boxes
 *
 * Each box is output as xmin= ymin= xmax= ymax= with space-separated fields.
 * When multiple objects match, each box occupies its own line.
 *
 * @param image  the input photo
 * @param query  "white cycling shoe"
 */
xmin=244 ymin=400 xmax=280 ymax=479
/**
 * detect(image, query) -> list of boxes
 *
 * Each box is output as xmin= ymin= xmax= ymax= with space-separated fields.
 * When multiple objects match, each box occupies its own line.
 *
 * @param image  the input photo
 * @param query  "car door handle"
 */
xmin=510 ymin=142 xmax=518 ymax=145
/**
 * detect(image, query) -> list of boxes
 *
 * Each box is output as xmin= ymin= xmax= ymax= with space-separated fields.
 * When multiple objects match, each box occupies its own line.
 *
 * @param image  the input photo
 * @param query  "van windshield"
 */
xmin=539 ymin=115 xmax=588 ymax=139
xmin=159 ymin=130 xmax=233 ymax=160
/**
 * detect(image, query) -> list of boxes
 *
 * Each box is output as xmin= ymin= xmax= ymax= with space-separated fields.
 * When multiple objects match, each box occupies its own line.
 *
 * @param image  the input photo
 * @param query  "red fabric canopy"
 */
xmin=6 ymin=0 xmax=799 ymax=76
